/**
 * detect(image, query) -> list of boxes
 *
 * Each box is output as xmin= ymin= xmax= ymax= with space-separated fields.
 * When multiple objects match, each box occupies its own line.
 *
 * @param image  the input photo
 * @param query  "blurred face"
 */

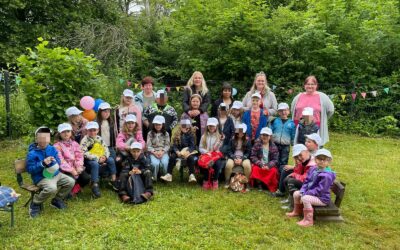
xmin=154 ymin=123 xmax=163 ymax=132
xmin=180 ymin=125 xmax=190 ymax=133
xmin=69 ymin=115 xmax=82 ymax=124
xmin=130 ymin=149 xmax=141 ymax=159
xmin=100 ymin=109 xmax=111 ymax=120
xmin=304 ymin=80 xmax=318 ymax=94
xmin=255 ymin=75 xmax=266 ymax=90
xmin=156 ymin=96 xmax=168 ymax=106
xmin=235 ymin=129 xmax=244 ymax=138
xmin=231 ymin=108 xmax=240 ymax=118
xmin=142 ymin=83 xmax=153 ymax=94
xmin=297 ymin=150 xmax=310 ymax=163
xmin=190 ymin=97 xmax=201 ymax=109
xmin=123 ymin=96 xmax=133 ymax=106
xmin=261 ymin=134 xmax=270 ymax=143
xmin=302 ymin=115 xmax=313 ymax=123
xmin=36 ymin=133 xmax=50 ymax=148
xmin=278 ymin=109 xmax=290 ymax=119
xmin=87 ymin=128 xmax=98 ymax=138
xmin=208 ymin=125 xmax=217 ymax=133
xmin=222 ymin=88 xmax=231 ymax=98
xmin=251 ymin=97 xmax=260 ymax=108
xmin=60 ymin=130 xmax=72 ymax=141
xmin=193 ymin=73 xmax=203 ymax=87
xmin=293 ymin=156 xmax=301 ymax=165
xmin=126 ymin=121 xmax=136 ymax=131
xmin=219 ymin=108 xmax=227 ymax=117
xmin=315 ymin=156 xmax=332 ymax=168
xmin=305 ymin=139 xmax=318 ymax=151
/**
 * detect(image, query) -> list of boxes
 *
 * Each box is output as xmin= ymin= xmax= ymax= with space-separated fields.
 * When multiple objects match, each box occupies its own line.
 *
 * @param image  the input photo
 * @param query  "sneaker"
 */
xmin=271 ymin=190 xmax=285 ymax=197
xmin=224 ymin=183 xmax=230 ymax=189
xmin=51 ymin=198 xmax=67 ymax=210
xmin=202 ymin=181 xmax=211 ymax=190
xmin=280 ymin=198 xmax=290 ymax=204
xmin=109 ymin=180 xmax=120 ymax=191
xmin=29 ymin=202 xmax=42 ymax=218
xmin=175 ymin=159 xmax=182 ymax=171
xmin=188 ymin=174 xmax=197 ymax=183
xmin=120 ymin=195 xmax=130 ymax=203
xmin=141 ymin=192 xmax=152 ymax=200
xmin=281 ymin=205 xmax=291 ymax=210
xmin=160 ymin=173 xmax=172 ymax=182
xmin=212 ymin=181 xmax=219 ymax=190
xmin=92 ymin=183 xmax=101 ymax=199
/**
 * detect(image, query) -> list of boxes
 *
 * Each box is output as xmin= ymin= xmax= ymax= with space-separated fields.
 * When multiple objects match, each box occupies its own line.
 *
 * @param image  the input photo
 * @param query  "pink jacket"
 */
xmin=116 ymin=132 xmax=146 ymax=151
xmin=54 ymin=140 xmax=84 ymax=174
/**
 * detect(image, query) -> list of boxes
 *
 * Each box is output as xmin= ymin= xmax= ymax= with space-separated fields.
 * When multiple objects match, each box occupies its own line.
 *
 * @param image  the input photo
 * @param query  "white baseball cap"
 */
xmin=156 ymin=89 xmax=167 ymax=98
xmin=207 ymin=117 xmax=218 ymax=126
xmin=292 ymin=144 xmax=308 ymax=157
xmin=180 ymin=119 xmax=191 ymax=126
xmin=130 ymin=142 xmax=143 ymax=150
xmin=153 ymin=115 xmax=166 ymax=124
xmin=278 ymin=102 xmax=289 ymax=110
xmin=65 ymin=106 xmax=82 ymax=117
xmin=231 ymin=101 xmax=243 ymax=110
xmin=98 ymin=102 xmax=111 ymax=110
xmin=123 ymin=89 xmax=134 ymax=98
xmin=251 ymin=92 xmax=262 ymax=99
xmin=315 ymin=148 xmax=333 ymax=159
xmin=306 ymin=133 xmax=322 ymax=147
xmin=219 ymin=103 xmax=227 ymax=109
xmin=260 ymin=127 xmax=272 ymax=135
xmin=57 ymin=123 xmax=72 ymax=133
xmin=125 ymin=114 xmax=137 ymax=123
xmin=302 ymin=107 xmax=314 ymax=116
xmin=86 ymin=121 xmax=99 ymax=130
xmin=235 ymin=123 xmax=247 ymax=134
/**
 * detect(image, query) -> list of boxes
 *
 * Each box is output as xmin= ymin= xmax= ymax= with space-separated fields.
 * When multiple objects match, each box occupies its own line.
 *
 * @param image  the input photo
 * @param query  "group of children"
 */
xmin=19 ymin=82 xmax=336 ymax=228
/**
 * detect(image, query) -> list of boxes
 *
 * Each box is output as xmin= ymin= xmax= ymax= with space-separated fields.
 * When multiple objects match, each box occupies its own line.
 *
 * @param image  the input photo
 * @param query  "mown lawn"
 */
xmin=0 ymin=133 xmax=399 ymax=249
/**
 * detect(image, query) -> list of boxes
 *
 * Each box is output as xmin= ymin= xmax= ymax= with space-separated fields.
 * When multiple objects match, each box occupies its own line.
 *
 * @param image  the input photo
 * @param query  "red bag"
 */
xmin=197 ymin=151 xmax=223 ymax=168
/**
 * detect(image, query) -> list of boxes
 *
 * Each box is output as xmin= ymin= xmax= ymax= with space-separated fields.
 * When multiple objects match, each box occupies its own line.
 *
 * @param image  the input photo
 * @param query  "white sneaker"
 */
xmin=188 ymin=174 xmax=197 ymax=183
xmin=175 ymin=159 xmax=182 ymax=171
xmin=160 ymin=174 xmax=172 ymax=182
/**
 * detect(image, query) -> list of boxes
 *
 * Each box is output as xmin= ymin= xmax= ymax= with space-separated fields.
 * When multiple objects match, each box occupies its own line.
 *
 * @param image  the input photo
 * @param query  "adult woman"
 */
xmin=211 ymin=82 xmax=234 ymax=117
xmin=182 ymin=71 xmax=211 ymax=115
xmin=135 ymin=76 xmax=157 ymax=111
xmin=291 ymin=76 xmax=334 ymax=145
xmin=242 ymin=72 xmax=278 ymax=116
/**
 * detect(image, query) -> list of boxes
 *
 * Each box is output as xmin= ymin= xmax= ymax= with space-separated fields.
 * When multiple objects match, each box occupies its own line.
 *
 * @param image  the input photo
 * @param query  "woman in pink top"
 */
xmin=291 ymin=76 xmax=334 ymax=146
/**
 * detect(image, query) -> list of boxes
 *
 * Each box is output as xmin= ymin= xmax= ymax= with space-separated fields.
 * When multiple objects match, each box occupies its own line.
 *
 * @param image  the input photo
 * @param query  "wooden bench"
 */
xmin=14 ymin=159 xmax=41 ymax=207
xmin=0 ymin=182 xmax=15 ymax=227
xmin=314 ymin=180 xmax=346 ymax=222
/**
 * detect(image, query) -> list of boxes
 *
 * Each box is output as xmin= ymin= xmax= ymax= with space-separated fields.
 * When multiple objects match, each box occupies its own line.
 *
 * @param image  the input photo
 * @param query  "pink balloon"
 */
xmin=80 ymin=96 xmax=95 ymax=110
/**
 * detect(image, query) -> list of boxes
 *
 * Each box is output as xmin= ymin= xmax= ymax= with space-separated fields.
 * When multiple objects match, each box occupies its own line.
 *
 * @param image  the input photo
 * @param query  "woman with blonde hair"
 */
xmin=242 ymin=72 xmax=278 ymax=116
xmin=182 ymin=71 xmax=211 ymax=115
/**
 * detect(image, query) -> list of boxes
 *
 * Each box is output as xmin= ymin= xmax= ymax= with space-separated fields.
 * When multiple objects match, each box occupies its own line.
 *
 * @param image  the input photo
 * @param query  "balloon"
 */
xmin=93 ymin=99 xmax=104 ymax=112
xmin=82 ymin=110 xmax=96 ymax=121
xmin=232 ymin=88 xmax=237 ymax=96
xmin=80 ymin=96 xmax=95 ymax=110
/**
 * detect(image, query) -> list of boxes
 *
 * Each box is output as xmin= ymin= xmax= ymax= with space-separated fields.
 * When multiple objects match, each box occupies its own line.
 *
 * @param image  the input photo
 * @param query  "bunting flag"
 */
xmin=361 ymin=92 xmax=367 ymax=99
xmin=127 ymin=81 xmax=132 ymax=87
xmin=119 ymin=79 xmax=124 ymax=85
xmin=371 ymin=91 xmax=377 ymax=97
xmin=176 ymin=87 xmax=181 ymax=91
xmin=134 ymin=83 xmax=139 ymax=89
xmin=15 ymin=76 xmax=21 ymax=85
xmin=328 ymin=94 xmax=335 ymax=100
xmin=272 ymin=85 xmax=277 ymax=90
xmin=341 ymin=94 xmax=346 ymax=101
xmin=287 ymin=89 xmax=293 ymax=94
xmin=166 ymin=86 xmax=171 ymax=92
xmin=351 ymin=93 xmax=357 ymax=100
xmin=383 ymin=88 xmax=389 ymax=94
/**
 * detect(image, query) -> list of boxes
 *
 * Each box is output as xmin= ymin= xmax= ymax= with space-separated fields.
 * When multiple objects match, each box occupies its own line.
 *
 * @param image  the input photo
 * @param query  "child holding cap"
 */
xmin=242 ymin=93 xmax=268 ymax=143
xmin=305 ymin=133 xmax=322 ymax=156
xmin=217 ymin=102 xmax=235 ymax=152
xmin=230 ymin=101 xmax=244 ymax=128
xmin=249 ymin=127 xmax=279 ymax=192
xmin=54 ymin=123 xmax=91 ymax=197
xmin=146 ymin=115 xmax=170 ymax=180
xmin=211 ymin=82 xmax=234 ymax=117
xmin=161 ymin=119 xmax=198 ymax=183
xmin=80 ymin=121 xmax=118 ymax=198
xmin=135 ymin=76 xmax=157 ymax=110
xmin=181 ymin=94 xmax=209 ymax=144
xmin=294 ymin=107 xmax=319 ymax=145
xmin=118 ymin=142 xmax=153 ymax=203
xmin=287 ymin=149 xmax=336 ymax=227
xmin=66 ymin=106 xmax=88 ymax=143
xmin=114 ymin=89 xmax=142 ymax=133
xmin=26 ymin=126 xmax=75 ymax=218
xmin=96 ymin=102 xmax=117 ymax=159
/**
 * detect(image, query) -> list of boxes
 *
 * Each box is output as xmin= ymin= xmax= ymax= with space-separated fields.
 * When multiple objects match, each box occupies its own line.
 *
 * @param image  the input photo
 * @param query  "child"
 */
xmin=116 ymin=114 xmax=145 ymax=168
xmin=118 ymin=142 xmax=153 ymax=203
xmin=181 ymin=94 xmax=209 ymax=145
xmin=294 ymin=107 xmax=319 ymax=145
xmin=161 ymin=119 xmax=198 ymax=183
xmin=229 ymin=101 xmax=244 ymax=127
xmin=198 ymin=118 xmax=224 ymax=190
xmin=66 ymin=106 xmax=88 ymax=143
xmin=26 ymin=127 xmax=75 ymax=218
xmin=286 ymin=149 xmax=336 ymax=227
xmin=146 ymin=115 xmax=170 ymax=180
xmin=80 ymin=122 xmax=118 ymax=198
xmin=249 ymin=127 xmax=279 ymax=192
xmin=135 ymin=76 xmax=157 ymax=110
xmin=270 ymin=102 xmax=296 ymax=197
xmin=217 ymin=103 xmax=235 ymax=153
xmin=224 ymin=123 xmax=252 ymax=189
xmin=242 ymin=93 xmax=268 ymax=144
xmin=305 ymin=133 xmax=322 ymax=157
xmin=54 ymin=123 xmax=91 ymax=197
xmin=114 ymin=89 xmax=142 ymax=133
xmin=96 ymin=102 xmax=117 ymax=159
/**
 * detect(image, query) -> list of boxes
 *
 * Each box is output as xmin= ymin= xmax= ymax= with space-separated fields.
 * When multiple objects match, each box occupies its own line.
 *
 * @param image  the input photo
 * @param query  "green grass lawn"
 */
xmin=0 ymin=133 xmax=399 ymax=249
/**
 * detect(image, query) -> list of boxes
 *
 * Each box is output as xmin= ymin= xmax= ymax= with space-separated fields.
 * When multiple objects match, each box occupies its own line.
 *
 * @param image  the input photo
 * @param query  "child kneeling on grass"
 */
xmin=286 ymin=149 xmax=336 ymax=227
xmin=80 ymin=122 xmax=118 ymax=199
xmin=26 ymin=127 xmax=75 ymax=218
xmin=118 ymin=142 xmax=153 ymax=203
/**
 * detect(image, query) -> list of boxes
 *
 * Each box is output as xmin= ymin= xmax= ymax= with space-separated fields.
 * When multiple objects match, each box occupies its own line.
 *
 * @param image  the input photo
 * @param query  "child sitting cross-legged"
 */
xmin=286 ymin=149 xmax=336 ymax=227
xmin=118 ymin=142 xmax=153 ymax=203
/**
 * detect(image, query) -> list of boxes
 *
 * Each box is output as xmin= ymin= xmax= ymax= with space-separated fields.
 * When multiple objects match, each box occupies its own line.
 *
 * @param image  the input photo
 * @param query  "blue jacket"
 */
xmin=242 ymin=109 xmax=268 ymax=140
xmin=26 ymin=143 xmax=61 ymax=184
xmin=270 ymin=117 xmax=296 ymax=146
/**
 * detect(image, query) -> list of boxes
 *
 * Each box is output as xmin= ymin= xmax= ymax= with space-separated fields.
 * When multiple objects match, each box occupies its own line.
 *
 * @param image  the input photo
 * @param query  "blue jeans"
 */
xmin=85 ymin=157 xmax=117 ymax=183
xmin=108 ymin=147 xmax=116 ymax=160
xmin=149 ymin=153 xmax=169 ymax=179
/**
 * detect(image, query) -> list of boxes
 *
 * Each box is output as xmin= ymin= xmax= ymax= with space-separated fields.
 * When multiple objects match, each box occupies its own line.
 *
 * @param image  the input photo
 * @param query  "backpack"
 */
xmin=229 ymin=173 xmax=248 ymax=192
xmin=126 ymin=174 xmax=146 ymax=204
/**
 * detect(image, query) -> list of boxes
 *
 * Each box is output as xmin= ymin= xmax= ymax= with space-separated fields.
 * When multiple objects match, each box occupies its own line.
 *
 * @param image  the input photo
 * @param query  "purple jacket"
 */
xmin=300 ymin=166 xmax=336 ymax=204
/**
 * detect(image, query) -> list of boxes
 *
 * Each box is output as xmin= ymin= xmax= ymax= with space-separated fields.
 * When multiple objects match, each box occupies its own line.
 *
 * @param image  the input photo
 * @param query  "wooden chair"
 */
xmin=0 ymin=182 xmax=15 ymax=227
xmin=14 ymin=159 xmax=41 ymax=207
xmin=314 ymin=180 xmax=346 ymax=222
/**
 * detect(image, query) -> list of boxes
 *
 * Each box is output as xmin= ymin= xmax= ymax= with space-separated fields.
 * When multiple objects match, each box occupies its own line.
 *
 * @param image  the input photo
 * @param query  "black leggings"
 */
xmin=167 ymin=153 xmax=197 ymax=175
